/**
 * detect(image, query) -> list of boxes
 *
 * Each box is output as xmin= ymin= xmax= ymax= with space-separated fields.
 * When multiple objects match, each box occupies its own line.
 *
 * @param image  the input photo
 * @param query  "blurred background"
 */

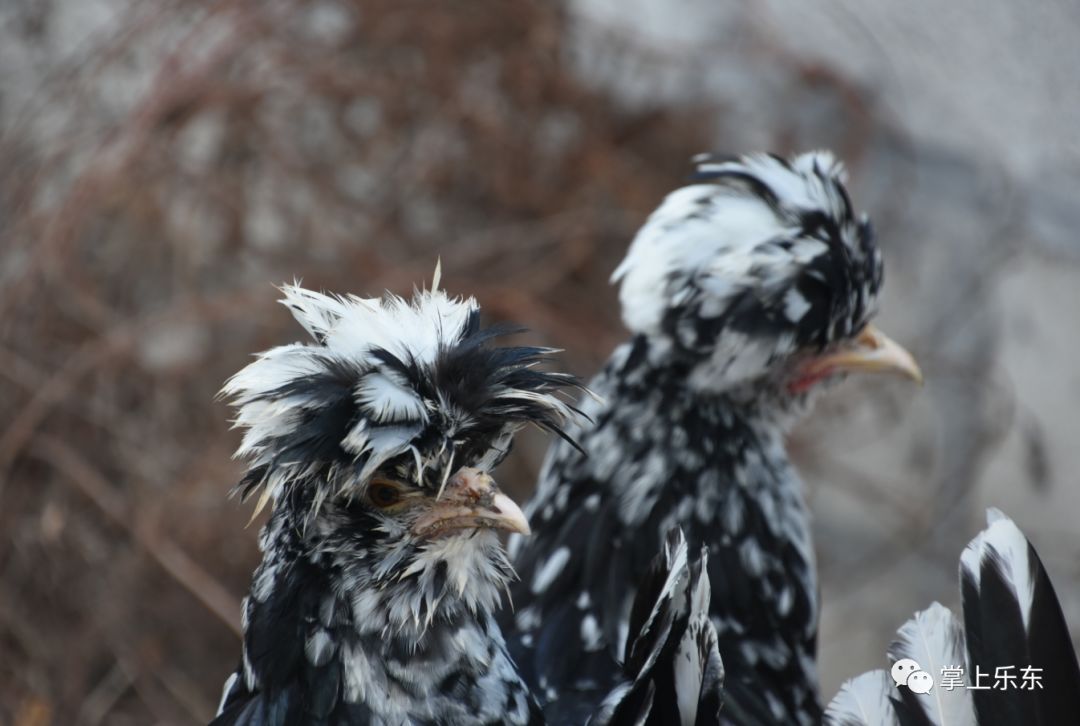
xmin=1 ymin=1 xmax=1078 ymax=723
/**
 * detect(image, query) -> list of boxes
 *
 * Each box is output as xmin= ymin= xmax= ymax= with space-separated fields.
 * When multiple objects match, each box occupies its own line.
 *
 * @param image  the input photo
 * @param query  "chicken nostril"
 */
xmin=446 ymin=466 xmax=494 ymax=497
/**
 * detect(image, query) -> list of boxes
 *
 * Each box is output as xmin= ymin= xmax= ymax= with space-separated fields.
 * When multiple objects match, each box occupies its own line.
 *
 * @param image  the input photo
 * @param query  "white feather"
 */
xmin=355 ymin=370 xmax=428 ymax=424
xmin=674 ymin=551 xmax=713 ymax=726
xmin=695 ymin=151 xmax=848 ymax=215
xmin=825 ymin=670 xmax=900 ymax=726
xmin=277 ymin=282 xmax=478 ymax=368
xmin=354 ymin=424 xmax=423 ymax=483
xmin=222 ymin=344 xmax=328 ymax=405
xmin=783 ymin=288 xmax=812 ymax=322
xmin=581 ymin=614 xmax=604 ymax=651
xmin=631 ymin=532 xmax=689 ymax=678
xmin=341 ymin=420 xmax=370 ymax=457
xmin=495 ymin=388 xmax=575 ymax=425
xmin=305 ymin=629 xmax=336 ymax=667
xmin=887 ymin=603 xmax=975 ymax=726
xmin=216 ymin=672 xmax=238 ymax=716
xmin=531 ymin=546 xmax=571 ymax=594
xmin=223 ymin=285 xmax=477 ymax=487
xmin=331 ymin=290 xmax=475 ymax=366
xmin=613 ymin=188 xmax=792 ymax=338
xmin=279 ymin=284 xmax=350 ymax=342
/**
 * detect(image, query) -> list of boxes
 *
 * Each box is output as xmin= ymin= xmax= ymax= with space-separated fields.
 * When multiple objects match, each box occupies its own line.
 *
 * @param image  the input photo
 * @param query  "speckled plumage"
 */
xmin=507 ymin=151 xmax=886 ymax=725
xmin=826 ymin=510 xmax=1080 ymax=726
xmin=212 ymin=281 xmax=574 ymax=726
xmin=211 ymin=280 xmax=726 ymax=726
xmin=216 ymin=496 xmax=541 ymax=726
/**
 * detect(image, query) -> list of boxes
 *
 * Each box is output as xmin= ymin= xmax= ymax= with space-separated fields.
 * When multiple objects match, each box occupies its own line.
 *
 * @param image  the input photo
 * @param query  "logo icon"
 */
xmin=907 ymin=670 xmax=934 ymax=694
xmin=890 ymin=658 xmax=934 ymax=693
xmin=891 ymin=659 xmax=921 ymax=687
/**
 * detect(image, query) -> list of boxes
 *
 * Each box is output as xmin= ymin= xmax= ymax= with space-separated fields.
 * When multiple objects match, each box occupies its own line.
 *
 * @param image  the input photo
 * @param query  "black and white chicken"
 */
xmin=826 ymin=509 xmax=1080 ymax=725
xmin=506 ymin=151 xmax=922 ymax=725
xmin=211 ymin=278 xmax=724 ymax=725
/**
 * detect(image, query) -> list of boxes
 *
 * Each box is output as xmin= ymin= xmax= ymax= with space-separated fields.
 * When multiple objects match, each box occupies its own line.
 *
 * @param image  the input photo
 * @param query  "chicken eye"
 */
xmin=368 ymin=479 xmax=403 ymax=508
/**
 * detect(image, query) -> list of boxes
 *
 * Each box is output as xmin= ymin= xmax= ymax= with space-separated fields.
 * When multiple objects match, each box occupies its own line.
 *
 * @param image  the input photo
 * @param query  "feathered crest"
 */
xmin=691 ymin=151 xmax=852 ymax=219
xmin=612 ymin=151 xmax=882 ymax=381
xmin=222 ymin=277 xmax=583 ymax=517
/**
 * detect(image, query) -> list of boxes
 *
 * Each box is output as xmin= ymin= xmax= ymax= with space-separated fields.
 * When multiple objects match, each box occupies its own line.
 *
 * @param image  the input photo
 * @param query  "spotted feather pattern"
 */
xmin=214 ymin=279 xmax=729 ymax=726
xmin=508 ymin=151 xmax=886 ymax=725
xmin=508 ymin=342 xmax=818 ymax=724
xmin=213 ymin=280 xmax=584 ymax=725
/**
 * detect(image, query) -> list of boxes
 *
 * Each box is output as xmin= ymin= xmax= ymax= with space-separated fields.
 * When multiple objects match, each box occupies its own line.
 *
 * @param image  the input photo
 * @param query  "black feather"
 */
xmin=964 ymin=529 xmax=1080 ymax=725
xmin=597 ymin=530 xmax=726 ymax=726
xmin=1025 ymin=541 xmax=1080 ymax=720
xmin=826 ymin=511 xmax=1080 ymax=726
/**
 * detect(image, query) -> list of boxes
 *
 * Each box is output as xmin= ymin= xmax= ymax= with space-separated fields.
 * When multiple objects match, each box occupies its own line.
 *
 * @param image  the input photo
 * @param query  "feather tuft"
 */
xmin=824 ymin=671 xmax=899 ymax=726
xmin=222 ymin=279 xmax=584 ymax=515
xmin=886 ymin=603 xmax=974 ymax=726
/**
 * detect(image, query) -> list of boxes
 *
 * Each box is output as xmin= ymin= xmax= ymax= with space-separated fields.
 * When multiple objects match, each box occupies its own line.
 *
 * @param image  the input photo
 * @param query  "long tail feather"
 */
xmin=960 ymin=509 xmax=1080 ymax=725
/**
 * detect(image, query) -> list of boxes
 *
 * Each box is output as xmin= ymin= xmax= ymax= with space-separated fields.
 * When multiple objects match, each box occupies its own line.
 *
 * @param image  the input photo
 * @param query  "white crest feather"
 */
xmin=222 ymin=283 xmax=480 ymax=504
xmin=355 ymin=370 xmax=428 ymax=424
xmin=224 ymin=279 xmax=583 ymax=519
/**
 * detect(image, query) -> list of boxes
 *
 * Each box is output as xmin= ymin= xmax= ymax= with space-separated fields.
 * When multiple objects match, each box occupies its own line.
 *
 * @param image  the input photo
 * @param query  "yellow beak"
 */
xmin=796 ymin=324 xmax=923 ymax=387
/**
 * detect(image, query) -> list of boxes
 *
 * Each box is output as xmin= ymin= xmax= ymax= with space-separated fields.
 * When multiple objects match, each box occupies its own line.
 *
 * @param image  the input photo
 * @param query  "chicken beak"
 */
xmin=797 ymin=324 xmax=923 ymax=387
xmin=412 ymin=467 xmax=531 ymax=537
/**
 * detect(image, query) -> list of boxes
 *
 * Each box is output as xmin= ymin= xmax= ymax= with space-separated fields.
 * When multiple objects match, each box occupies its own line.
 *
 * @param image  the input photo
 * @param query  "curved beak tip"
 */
xmin=807 ymin=324 xmax=923 ymax=385
xmin=491 ymin=492 xmax=531 ymax=536
xmin=910 ymin=363 xmax=926 ymax=386
xmin=867 ymin=326 xmax=923 ymax=385
xmin=412 ymin=470 xmax=532 ymax=537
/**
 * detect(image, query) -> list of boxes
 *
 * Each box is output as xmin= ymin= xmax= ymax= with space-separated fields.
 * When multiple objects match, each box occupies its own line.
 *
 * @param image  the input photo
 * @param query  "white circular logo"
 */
xmin=890 ymin=658 xmax=921 ymax=687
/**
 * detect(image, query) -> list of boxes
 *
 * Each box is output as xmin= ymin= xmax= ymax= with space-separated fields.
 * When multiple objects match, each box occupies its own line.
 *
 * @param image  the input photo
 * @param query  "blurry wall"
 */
xmin=0 ymin=1 xmax=1077 ymax=723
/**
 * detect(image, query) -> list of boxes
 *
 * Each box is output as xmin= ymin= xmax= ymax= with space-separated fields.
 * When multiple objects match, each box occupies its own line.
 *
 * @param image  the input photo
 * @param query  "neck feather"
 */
xmin=239 ymin=507 xmax=530 ymax=723
xmin=614 ymin=334 xmax=816 ymax=431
